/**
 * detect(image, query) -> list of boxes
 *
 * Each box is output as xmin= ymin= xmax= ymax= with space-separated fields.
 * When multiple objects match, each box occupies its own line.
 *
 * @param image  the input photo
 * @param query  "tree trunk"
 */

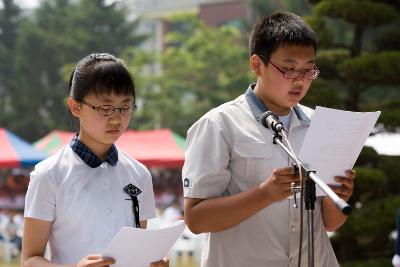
xmin=351 ymin=25 xmax=363 ymax=57
xmin=345 ymin=84 xmax=360 ymax=111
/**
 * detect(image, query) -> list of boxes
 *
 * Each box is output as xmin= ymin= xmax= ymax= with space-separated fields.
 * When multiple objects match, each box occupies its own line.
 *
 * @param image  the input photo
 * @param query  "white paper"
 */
xmin=102 ymin=220 xmax=185 ymax=267
xmin=299 ymin=106 xmax=380 ymax=196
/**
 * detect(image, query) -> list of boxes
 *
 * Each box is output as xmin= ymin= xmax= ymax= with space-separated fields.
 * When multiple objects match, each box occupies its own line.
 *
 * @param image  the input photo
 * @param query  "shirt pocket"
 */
xmin=232 ymin=141 xmax=273 ymax=185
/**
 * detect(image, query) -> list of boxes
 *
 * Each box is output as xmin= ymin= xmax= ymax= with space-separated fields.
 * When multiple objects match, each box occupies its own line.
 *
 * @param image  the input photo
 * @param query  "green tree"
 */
xmin=0 ymin=0 xmax=21 ymax=126
xmin=305 ymin=1 xmax=400 ymax=265
xmin=312 ymin=0 xmax=400 ymax=130
xmin=134 ymin=14 xmax=252 ymax=136
xmin=5 ymin=0 xmax=144 ymax=141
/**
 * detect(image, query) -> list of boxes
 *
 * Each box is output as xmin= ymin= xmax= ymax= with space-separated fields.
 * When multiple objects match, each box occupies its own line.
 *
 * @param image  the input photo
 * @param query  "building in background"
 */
xmin=127 ymin=0 xmax=252 ymax=74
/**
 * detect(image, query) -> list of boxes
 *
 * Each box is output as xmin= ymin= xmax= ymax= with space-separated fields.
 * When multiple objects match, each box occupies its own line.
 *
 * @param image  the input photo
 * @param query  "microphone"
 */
xmin=261 ymin=111 xmax=284 ymax=132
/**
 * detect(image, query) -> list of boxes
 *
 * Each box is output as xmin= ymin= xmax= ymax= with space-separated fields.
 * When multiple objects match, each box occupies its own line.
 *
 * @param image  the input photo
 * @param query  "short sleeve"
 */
xmin=138 ymin=169 xmax=156 ymax=221
xmin=24 ymin=167 xmax=57 ymax=221
xmin=182 ymin=116 xmax=232 ymax=198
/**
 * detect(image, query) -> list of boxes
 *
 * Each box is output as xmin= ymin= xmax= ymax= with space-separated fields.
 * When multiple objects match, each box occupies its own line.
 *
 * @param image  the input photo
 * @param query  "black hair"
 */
xmin=249 ymin=12 xmax=317 ymax=62
xmin=68 ymin=53 xmax=135 ymax=102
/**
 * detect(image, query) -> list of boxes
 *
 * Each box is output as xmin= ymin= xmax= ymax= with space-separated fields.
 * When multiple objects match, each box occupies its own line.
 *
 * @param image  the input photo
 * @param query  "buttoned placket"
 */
xmin=287 ymin=112 xmax=305 ymax=267
xmin=100 ymin=163 xmax=115 ymax=240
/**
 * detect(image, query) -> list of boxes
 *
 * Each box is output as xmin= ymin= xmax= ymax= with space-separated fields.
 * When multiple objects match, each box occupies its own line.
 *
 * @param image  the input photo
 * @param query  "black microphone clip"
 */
xmin=261 ymin=111 xmax=284 ymax=133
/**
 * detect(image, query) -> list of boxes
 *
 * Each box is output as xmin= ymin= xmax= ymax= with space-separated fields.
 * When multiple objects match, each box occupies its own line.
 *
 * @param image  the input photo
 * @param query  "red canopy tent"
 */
xmin=0 ymin=128 xmax=47 ymax=168
xmin=34 ymin=129 xmax=185 ymax=168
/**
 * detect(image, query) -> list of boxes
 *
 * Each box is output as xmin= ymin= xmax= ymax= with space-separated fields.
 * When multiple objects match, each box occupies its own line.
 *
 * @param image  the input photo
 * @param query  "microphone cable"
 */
xmin=281 ymin=130 xmax=304 ymax=267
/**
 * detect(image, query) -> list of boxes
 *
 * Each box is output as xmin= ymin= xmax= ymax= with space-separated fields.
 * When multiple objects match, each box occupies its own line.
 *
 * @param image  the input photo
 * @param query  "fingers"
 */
xmin=346 ymin=169 xmax=356 ymax=179
xmin=86 ymin=255 xmax=102 ymax=260
xmin=150 ymin=257 xmax=169 ymax=267
xmin=79 ymin=255 xmax=115 ymax=267
xmin=273 ymin=166 xmax=298 ymax=175
xmin=329 ymin=170 xmax=356 ymax=201
xmin=102 ymin=257 xmax=116 ymax=266
xmin=272 ymin=168 xmax=300 ymax=184
xmin=334 ymin=177 xmax=353 ymax=189
xmin=334 ymin=170 xmax=356 ymax=189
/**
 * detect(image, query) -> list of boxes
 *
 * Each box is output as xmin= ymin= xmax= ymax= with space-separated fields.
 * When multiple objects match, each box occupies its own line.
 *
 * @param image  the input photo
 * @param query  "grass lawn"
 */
xmin=0 ymin=260 xmax=19 ymax=267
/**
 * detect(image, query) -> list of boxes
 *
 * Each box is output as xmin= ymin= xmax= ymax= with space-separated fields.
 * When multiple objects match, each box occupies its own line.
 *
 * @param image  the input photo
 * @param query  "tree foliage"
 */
xmin=311 ymin=0 xmax=400 ymax=117
xmin=0 ymin=0 xmax=21 ymax=127
xmin=0 ymin=0 xmax=143 ymax=141
xmin=305 ymin=1 xmax=400 ymax=265
xmin=134 ymin=15 xmax=252 ymax=136
xmin=315 ymin=0 xmax=397 ymax=27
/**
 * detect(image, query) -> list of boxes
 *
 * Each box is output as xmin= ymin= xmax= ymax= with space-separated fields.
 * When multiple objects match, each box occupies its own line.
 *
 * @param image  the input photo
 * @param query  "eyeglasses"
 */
xmin=80 ymin=100 xmax=137 ymax=117
xmin=258 ymin=55 xmax=320 ymax=80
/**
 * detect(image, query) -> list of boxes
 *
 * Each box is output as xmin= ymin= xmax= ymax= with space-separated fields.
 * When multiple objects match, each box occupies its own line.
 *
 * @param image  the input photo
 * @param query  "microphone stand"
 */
xmin=270 ymin=130 xmax=351 ymax=267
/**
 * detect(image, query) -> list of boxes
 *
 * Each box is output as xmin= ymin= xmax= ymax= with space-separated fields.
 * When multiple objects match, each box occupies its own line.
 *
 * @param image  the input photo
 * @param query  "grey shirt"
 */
xmin=182 ymin=85 xmax=339 ymax=267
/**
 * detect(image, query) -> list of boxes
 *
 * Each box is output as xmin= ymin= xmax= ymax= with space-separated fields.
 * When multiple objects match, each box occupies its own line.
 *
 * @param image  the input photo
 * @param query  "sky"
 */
xmin=13 ymin=0 xmax=121 ymax=9
xmin=15 ymin=0 xmax=39 ymax=8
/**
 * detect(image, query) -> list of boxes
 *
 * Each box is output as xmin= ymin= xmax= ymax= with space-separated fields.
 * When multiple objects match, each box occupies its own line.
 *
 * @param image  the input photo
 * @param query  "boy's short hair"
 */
xmin=249 ymin=12 xmax=317 ymax=62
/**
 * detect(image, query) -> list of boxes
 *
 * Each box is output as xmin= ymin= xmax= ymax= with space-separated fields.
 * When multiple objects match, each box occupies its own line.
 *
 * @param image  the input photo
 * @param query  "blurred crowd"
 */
xmin=0 ymin=167 xmax=201 ymax=263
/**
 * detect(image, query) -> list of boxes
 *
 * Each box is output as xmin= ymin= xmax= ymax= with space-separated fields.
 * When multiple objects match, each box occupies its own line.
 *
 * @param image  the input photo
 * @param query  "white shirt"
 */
xmin=182 ymin=87 xmax=339 ymax=267
xmin=24 ymin=145 xmax=156 ymax=265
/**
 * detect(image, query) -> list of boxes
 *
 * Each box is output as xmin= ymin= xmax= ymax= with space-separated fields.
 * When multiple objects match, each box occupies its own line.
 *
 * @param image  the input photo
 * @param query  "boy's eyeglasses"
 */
xmin=258 ymin=54 xmax=320 ymax=80
xmin=80 ymin=100 xmax=137 ymax=117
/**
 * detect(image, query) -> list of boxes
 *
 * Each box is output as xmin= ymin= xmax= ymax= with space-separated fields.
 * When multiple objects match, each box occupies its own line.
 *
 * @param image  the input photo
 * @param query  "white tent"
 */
xmin=365 ymin=133 xmax=400 ymax=156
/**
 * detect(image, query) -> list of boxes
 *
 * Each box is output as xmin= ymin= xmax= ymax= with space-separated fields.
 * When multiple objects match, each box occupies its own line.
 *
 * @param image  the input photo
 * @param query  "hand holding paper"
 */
xmin=102 ymin=220 xmax=185 ymax=267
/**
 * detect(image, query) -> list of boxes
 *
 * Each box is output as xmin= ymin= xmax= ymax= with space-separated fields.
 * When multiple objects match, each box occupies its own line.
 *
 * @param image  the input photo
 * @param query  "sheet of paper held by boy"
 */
xmin=299 ymin=106 xmax=381 ymax=196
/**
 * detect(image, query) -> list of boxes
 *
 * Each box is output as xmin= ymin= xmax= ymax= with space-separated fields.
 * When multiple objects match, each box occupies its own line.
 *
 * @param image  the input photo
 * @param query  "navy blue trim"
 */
xmin=70 ymin=134 xmax=118 ymax=168
xmin=245 ymin=84 xmax=267 ymax=122
xmin=293 ymin=105 xmax=311 ymax=124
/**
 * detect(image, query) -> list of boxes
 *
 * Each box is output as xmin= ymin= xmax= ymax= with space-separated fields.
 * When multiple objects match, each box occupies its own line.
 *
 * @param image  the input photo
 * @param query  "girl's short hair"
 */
xmin=68 ymin=53 xmax=135 ymax=101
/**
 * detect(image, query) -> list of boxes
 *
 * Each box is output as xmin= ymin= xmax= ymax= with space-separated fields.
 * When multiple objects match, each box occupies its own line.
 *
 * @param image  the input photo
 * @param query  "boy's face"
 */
xmin=68 ymin=92 xmax=134 ymax=152
xmin=252 ymin=44 xmax=316 ymax=115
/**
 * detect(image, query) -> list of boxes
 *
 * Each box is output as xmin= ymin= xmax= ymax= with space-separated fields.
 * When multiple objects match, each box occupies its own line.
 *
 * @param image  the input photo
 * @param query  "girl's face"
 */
xmin=68 ymin=92 xmax=134 ymax=158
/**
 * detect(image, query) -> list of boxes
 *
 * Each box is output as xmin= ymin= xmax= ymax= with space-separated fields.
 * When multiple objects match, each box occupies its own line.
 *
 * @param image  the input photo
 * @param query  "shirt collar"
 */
xmin=69 ymin=134 xmax=118 ymax=168
xmin=244 ymin=84 xmax=311 ymax=124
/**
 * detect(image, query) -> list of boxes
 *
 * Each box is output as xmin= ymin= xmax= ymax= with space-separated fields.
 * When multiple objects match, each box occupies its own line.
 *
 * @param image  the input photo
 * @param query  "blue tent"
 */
xmin=0 ymin=128 xmax=47 ymax=168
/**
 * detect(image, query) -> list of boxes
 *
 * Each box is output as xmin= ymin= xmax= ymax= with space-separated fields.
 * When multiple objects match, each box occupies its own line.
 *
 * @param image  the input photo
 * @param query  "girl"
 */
xmin=21 ymin=53 xmax=168 ymax=267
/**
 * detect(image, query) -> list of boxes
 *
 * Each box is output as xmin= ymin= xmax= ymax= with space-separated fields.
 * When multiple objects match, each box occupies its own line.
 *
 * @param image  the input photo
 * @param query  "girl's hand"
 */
xmin=76 ymin=254 xmax=115 ymax=267
xmin=150 ymin=257 xmax=169 ymax=267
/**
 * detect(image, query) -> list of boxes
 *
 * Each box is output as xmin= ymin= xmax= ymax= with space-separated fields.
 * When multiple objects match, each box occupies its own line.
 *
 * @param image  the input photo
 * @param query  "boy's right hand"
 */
xmin=76 ymin=254 xmax=115 ymax=267
xmin=259 ymin=166 xmax=299 ymax=203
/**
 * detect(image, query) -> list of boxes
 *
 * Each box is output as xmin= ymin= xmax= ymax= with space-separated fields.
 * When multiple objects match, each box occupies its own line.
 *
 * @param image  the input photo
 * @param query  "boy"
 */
xmin=182 ymin=12 xmax=355 ymax=267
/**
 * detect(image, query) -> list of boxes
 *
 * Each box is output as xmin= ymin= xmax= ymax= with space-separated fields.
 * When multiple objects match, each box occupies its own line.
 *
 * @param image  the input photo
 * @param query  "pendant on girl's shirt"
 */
xmin=123 ymin=183 xmax=142 ymax=198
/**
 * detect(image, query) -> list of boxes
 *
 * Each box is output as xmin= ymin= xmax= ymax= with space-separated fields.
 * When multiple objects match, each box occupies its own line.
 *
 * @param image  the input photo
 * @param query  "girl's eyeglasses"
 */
xmin=80 ymin=100 xmax=137 ymax=117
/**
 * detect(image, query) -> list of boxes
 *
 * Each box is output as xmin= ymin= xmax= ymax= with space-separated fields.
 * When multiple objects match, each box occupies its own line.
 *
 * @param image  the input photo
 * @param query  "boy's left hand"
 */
xmin=329 ymin=170 xmax=356 ymax=201
xmin=150 ymin=257 xmax=169 ymax=267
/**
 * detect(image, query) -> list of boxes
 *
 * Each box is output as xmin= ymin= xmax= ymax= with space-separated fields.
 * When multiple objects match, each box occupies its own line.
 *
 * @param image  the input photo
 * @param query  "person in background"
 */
xmin=163 ymin=198 xmax=183 ymax=225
